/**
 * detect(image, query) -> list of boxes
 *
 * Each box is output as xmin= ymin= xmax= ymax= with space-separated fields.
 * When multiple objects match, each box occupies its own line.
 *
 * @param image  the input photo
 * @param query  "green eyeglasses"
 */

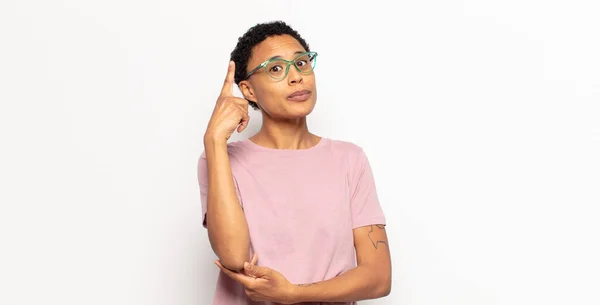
xmin=245 ymin=51 xmax=318 ymax=81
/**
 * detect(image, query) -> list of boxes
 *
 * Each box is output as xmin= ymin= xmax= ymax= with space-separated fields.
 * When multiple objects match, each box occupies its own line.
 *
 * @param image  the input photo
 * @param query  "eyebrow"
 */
xmin=266 ymin=51 xmax=305 ymax=61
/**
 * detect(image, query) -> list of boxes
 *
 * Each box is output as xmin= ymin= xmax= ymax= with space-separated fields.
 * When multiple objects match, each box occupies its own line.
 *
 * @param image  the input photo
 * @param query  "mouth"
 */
xmin=287 ymin=90 xmax=311 ymax=102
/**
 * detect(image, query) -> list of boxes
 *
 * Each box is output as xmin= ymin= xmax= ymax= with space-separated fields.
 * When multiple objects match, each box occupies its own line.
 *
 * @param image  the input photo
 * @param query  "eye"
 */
xmin=296 ymin=59 xmax=308 ymax=67
xmin=269 ymin=65 xmax=283 ymax=72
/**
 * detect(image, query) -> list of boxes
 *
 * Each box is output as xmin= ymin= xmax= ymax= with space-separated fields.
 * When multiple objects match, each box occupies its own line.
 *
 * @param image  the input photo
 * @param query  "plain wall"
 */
xmin=1 ymin=0 xmax=598 ymax=304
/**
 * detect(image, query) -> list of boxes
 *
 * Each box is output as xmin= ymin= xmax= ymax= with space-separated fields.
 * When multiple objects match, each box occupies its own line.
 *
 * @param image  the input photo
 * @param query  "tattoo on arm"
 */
xmin=368 ymin=224 xmax=388 ymax=250
xmin=297 ymin=282 xmax=317 ymax=287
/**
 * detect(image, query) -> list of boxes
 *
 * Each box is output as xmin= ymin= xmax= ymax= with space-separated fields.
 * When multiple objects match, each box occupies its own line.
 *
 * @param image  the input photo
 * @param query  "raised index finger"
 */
xmin=220 ymin=61 xmax=235 ymax=96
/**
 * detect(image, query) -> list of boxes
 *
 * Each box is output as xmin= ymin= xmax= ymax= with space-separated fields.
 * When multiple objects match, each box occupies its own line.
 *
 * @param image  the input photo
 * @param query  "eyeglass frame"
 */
xmin=244 ymin=51 xmax=318 ymax=80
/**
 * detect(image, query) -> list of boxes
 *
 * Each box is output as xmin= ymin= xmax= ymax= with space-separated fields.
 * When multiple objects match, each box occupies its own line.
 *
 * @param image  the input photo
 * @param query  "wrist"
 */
xmin=203 ymin=133 xmax=227 ymax=146
xmin=286 ymin=284 xmax=302 ymax=304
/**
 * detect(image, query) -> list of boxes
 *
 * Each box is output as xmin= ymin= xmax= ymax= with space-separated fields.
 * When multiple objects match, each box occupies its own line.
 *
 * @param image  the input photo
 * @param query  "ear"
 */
xmin=239 ymin=80 xmax=257 ymax=103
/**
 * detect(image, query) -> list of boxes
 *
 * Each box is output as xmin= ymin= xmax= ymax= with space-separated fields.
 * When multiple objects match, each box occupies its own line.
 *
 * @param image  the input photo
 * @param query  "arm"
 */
xmin=291 ymin=224 xmax=392 ymax=303
xmin=203 ymin=136 xmax=250 ymax=272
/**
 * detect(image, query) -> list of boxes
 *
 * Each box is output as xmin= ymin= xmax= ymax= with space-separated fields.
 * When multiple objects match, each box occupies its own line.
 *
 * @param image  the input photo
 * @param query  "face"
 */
xmin=239 ymin=34 xmax=317 ymax=119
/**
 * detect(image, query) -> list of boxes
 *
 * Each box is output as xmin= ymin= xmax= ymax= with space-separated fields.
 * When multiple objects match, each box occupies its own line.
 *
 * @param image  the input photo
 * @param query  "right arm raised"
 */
xmin=200 ymin=61 xmax=251 ymax=272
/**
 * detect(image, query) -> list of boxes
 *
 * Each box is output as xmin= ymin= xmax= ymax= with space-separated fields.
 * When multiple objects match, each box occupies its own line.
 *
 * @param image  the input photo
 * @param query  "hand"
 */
xmin=214 ymin=253 xmax=297 ymax=304
xmin=241 ymin=252 xmax=258 ymax=276
xmin=204 ymin=61 xmax=250 ymax=142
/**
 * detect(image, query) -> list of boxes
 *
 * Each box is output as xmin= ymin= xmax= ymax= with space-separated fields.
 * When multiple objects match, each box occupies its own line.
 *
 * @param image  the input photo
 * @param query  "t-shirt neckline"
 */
xmin=241 ymin=136 xmax=328 ymax=154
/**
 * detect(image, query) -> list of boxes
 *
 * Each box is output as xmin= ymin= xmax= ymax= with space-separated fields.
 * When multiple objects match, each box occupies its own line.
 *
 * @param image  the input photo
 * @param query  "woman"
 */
xmin=198 ymin=21 xmax=391 ymax=305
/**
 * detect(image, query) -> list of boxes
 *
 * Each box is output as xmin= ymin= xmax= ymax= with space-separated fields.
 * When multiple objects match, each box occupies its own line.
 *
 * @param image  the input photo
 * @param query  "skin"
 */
xmin=210 ymin=34 xmax=392 ymax=303
xmin=203 ymin=61 xmax=252 ymax=272
xmin=238 ymin=34 xmax=321 ymax=149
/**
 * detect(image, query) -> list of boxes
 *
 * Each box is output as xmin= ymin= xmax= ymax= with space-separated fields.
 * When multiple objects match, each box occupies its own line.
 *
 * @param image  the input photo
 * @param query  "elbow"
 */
xmin=377 ymin=275 xmax=392 ymax=297
xmin=210 ymin=237 xmax=250 ymax=272
xmin=213 ymin=247 xmax=249 ymax=272
xmin=207 ymin=226 xmax=250 ymax=272
xmin=218 ymin=256 xmax=247 ymax=272
xmin=362 ymin=263 xmax=392 ymax=299
xmin=380 ymin=283 xmax=391 ymax=297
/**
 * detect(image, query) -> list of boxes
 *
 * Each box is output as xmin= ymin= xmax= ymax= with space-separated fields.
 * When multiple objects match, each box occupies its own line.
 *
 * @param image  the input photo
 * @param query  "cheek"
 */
xmin=255 ymin=83 xmax=285 ymax=103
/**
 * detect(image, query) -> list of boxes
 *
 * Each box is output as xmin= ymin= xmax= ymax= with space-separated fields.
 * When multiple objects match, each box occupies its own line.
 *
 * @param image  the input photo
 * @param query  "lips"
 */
xmin=287 ymin=90 xmax=311 ymax=102
xmin=288 ymin=90 xmax=311 ymax=98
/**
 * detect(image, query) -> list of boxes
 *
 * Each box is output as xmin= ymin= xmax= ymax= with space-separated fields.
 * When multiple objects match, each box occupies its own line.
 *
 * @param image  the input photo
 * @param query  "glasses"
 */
xmin=245 ymin=51 xmax=318 ymax=80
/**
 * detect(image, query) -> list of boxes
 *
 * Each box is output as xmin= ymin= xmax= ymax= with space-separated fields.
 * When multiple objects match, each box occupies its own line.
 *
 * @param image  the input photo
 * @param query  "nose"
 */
xmin=287 ymin=64 xmax=303 ymax=84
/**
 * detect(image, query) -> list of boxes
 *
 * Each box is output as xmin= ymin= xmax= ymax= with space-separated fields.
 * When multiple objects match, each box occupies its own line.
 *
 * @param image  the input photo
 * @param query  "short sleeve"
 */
xmin=349 ymin=148 xmax=386 ymax=229
xmin=197 ymin=150 xmax=243 ymax=229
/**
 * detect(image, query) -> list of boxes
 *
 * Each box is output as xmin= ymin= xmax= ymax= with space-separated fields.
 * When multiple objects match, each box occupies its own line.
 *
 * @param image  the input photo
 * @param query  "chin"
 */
xmin=285 ymin=97 xmax=316 ymax=118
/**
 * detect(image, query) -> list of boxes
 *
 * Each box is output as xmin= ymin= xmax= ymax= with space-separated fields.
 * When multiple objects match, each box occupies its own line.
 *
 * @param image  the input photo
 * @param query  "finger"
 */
xmin=239 ymin=98 xmax=250 ymax=110
xmin=240 ymin=253 xmax=258 ymax=278
xmin=214 ymin=260 xmax=253 ymax=286
xmin=243 ymin=262 xmax=271 ymax=278
xmin=231 ymin=96 xmax=249 ymax=108
xmin=220 ymin=61 xmax=235 ymax=97
xmin=237 ymin=112 xmax=250 ymax=133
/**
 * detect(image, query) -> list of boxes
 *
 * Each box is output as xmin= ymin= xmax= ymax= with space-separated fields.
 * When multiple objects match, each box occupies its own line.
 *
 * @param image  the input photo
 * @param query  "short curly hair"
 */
xmin=230 ymin=21 xmax=311 ymax=110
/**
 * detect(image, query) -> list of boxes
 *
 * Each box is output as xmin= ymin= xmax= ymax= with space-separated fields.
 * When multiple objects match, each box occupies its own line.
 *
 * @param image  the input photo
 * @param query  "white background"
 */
xmin=1 ymin=0 xmax=599 ymax=304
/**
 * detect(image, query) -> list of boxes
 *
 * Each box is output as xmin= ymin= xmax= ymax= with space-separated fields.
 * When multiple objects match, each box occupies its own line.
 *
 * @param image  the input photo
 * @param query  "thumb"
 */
xmin=244 ymin=262 xmax=270 ymax=278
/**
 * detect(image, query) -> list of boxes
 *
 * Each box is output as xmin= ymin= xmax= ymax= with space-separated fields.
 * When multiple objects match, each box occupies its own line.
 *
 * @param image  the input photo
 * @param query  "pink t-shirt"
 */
xmin=197 ymin=137 xmax=386 ymax=305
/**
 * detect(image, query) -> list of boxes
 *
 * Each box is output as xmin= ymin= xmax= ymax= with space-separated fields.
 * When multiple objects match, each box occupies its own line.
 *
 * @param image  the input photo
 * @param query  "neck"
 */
xmin=251 ymin=115 xmax=319 ymax=150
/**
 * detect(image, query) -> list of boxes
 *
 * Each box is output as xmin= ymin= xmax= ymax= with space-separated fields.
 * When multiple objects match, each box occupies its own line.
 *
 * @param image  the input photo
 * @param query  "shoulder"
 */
xmin=326 ymin=137 xmax=366 ymax=156
xmin=325 ymin=138 xmax=369 ymax=167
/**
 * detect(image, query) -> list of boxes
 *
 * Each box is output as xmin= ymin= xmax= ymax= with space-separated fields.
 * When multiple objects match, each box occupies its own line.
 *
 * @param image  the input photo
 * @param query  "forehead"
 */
xmin=249 ymin=34 xmax=306 ymax=65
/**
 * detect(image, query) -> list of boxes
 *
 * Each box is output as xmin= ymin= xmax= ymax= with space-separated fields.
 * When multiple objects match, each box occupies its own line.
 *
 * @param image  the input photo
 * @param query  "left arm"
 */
xmin=291 ymin=224 xmax=392 ymax=303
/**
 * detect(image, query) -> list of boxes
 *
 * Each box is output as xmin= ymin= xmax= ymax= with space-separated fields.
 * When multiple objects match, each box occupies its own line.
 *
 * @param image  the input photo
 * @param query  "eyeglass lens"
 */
xmin=265 ymin=53 xmax=316 ymax=79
